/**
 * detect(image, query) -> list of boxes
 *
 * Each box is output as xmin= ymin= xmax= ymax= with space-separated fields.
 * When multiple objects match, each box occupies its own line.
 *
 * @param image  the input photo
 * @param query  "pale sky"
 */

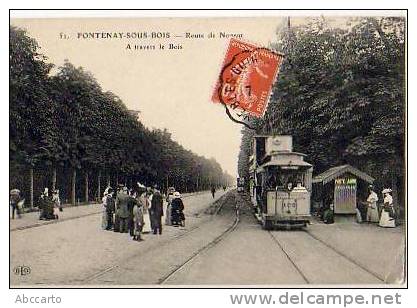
xmin=11 ymin=17 xmax=291 ymax=177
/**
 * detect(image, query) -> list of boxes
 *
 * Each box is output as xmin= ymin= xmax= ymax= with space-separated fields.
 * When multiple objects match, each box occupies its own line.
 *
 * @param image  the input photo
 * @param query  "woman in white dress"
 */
xmin=165 ymin=187 xmax=175 ymax=225
xmin=101 ymin=187 xmax=110 ymax=230
xmin=366 ymin=185 xmax=379 ymax=223
xmin=379 ymin=188 xmax=396 ymax=228
xmin=140 ymin=191 xmax=152 ymax=233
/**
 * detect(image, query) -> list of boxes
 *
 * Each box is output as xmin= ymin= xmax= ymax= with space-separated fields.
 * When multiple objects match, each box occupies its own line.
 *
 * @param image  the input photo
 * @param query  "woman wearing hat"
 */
xmin=165 ymin=187 xmax=175 ymax=226
xmin=379 ymin=188 xmax=396 ymax=228
xmin=10 ymin=189 xmax=22 ymax=219
xmin=366 ymin=185 xmax=379 ymax=223
xmin=171 ymin=192 xmax=185 ymax=227
xmin=137 ymin=184 xmax=151 ymax=234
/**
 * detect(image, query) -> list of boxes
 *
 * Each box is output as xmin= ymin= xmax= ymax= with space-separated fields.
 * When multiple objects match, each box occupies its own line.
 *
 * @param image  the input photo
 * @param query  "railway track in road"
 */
xmin=268 ymin=229 xmax=385 ymax=284
xmin=158 ymin=193 xmax=241 ymax=285
xmin=81 ymin=191 xmax=238 ymax=284
xmin=267 ymin=231 xmax=310 ymax=284
xmin=303 ymin=230 xmax=386 ymax=283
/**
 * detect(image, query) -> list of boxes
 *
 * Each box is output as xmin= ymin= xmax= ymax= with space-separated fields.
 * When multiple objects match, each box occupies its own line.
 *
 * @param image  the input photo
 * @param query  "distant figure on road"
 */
xmin=366 ymin=185 xmax=379 ymax=223
xmin=150 ymin=186 xmax=164 ymax=235
xmin=211 ymin=186 xmax=216 ymax=198
xmin=171 ymin=191 xmax=185 ymax=227
xmin=223 ymin=186 xmax=226 ymax=191
xmin=10 ymin=189 xmax=23 ymax=219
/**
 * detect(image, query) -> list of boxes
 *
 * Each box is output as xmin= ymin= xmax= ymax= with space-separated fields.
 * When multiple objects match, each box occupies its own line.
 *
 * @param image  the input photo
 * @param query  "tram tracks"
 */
xmin=303 ymin=230 xmax=385 ymax=283
xmin=267 ymin=231 xmax=310 ymax=284
xmin=80 ymin=192 xmax=238 ymax=284
xmin=268 ymin=229 xmax=385 ymax=284
xmin=158 ymin=200 xmax=240 ymax=284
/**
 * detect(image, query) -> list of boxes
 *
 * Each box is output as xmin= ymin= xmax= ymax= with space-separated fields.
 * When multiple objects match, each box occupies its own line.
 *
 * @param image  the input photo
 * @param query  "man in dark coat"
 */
xmin=150 ymin=187 xmax=164 ymax=234
xmin=115 ymin=187 xmax=130 ymax=233
xmin=127 ymin=192 xmax=138 ymax=237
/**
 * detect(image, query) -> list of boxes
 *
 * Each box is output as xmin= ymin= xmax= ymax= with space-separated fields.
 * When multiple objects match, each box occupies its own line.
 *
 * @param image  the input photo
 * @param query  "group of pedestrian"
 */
xmin=38 ymin=188 xmax=62 ymax=220
xmin=101 ymin=183 xmax=185 ymax=241
xmin=10 ymin=187 xmax=63 ymax=220
xmin=359 ymin=185 xmax=396 ymax=228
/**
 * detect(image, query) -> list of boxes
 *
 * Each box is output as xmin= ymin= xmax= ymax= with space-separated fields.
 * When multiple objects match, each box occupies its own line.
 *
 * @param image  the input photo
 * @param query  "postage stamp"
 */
xmin=212 ymin=38 xmax=284 ymax=119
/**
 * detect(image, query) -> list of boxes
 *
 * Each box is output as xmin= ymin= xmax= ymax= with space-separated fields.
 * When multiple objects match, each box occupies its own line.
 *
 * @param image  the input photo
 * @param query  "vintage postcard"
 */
xmin=9 ymin=11 xmax=407 ymax=288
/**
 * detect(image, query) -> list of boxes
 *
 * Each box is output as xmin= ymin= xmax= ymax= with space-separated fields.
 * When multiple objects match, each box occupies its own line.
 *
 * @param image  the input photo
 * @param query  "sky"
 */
xmin=11 ymin=17 xmax=289 ymax=177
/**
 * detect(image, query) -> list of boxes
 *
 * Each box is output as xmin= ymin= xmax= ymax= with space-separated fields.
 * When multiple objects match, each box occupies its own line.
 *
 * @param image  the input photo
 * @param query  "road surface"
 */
xmin=10 ymin=190 xmax=405 ymax=286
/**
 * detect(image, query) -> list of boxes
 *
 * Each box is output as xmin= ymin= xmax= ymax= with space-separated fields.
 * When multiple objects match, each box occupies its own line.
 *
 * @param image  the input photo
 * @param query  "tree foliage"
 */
xmin=10 ymin=26 xmax=233 ymax=200
xmin=238 ymin=17 xmax=405 ymax=198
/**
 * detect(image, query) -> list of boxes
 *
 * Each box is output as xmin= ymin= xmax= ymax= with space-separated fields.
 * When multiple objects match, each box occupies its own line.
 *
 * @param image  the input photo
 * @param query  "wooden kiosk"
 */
xmin=312 ymin=165 xmax=374 ymax=217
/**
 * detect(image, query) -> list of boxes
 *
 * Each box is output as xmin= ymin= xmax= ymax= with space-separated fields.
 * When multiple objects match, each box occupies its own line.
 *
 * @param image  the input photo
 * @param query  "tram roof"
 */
xmin=258 ymin=159 xmax=312 ymax=170
xmin=312 ymin=164 xmax=375 ymax=185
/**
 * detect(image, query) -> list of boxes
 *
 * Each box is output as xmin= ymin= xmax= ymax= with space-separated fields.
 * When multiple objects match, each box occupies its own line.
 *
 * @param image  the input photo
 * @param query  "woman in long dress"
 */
xmin=140 ymin=192 xmax=152 ymax=233
xmin=366 ymin=186 xmax=379 ymax=223
xmin=52 ymin=190 xmax=61 ymax=219
xmin=379 ymin=188 xmax=396 ymax=228
xmin=171 ymin=192 xmax=185 ymax=227
xmin=165 ymin=188 xmax=175 ymax=225
xmin=101 ymin=187 xmax=110 ymax=230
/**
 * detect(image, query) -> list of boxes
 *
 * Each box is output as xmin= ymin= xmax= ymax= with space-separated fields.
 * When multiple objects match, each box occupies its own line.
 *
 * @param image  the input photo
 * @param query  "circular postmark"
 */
xmin=214 ymin=39 xmax=284 ymax=129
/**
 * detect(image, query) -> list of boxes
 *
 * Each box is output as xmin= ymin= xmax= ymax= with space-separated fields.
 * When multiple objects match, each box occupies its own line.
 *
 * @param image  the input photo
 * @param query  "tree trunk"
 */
xmin=85 ymin=172 xmax=89 ymax=203
xmin=107 ymin=174 xmax=111 ymax=187
xmin=71 ymin=169 xmax=76 ymax=206
xmin=51 ymin=167 xmax=57 ymax=192
xmin=97 ymin=171 xmax=101 ymax=201
xmin=29 ymin=167 xmax=34 ymax=209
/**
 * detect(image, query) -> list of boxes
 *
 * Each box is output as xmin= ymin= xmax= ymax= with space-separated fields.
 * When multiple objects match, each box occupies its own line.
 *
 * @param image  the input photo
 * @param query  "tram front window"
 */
xmin=266 ymin=167 xmax=306 ymax=191
xmin=266 ymin=167 xmax=284 ymax=190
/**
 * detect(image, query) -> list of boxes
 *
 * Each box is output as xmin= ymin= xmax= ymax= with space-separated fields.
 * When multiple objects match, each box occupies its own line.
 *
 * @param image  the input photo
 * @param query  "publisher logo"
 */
xmin=13 ymin=265 xmax=31 ymax=276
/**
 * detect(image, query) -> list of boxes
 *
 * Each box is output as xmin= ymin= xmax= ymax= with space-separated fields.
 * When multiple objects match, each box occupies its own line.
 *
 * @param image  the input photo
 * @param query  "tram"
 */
xmin=249 ymin=135 xmax=313 ymax=230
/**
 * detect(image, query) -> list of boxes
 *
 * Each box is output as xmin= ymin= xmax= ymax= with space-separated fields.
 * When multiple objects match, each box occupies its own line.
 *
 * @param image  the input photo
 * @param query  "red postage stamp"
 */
xmin=212 ymin=38 xmax=284 ymax=118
